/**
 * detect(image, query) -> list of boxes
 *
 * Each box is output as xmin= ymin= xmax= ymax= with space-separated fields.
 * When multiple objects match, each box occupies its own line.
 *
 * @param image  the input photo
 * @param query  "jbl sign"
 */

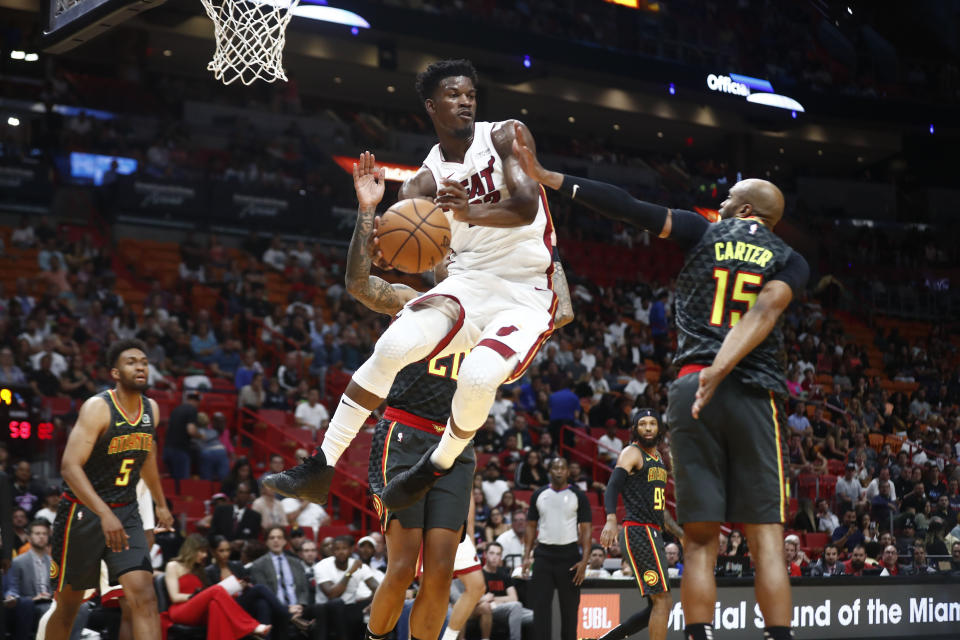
xmin=578 ymin=594 xmax=620 ymax=636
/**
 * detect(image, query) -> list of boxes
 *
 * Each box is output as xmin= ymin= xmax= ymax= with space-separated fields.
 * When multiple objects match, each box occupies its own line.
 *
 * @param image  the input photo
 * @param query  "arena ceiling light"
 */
xmin=746 ymin=93 xmax=805 ymax=113
xmin=288 ymin=1 xmax=370 ymax=28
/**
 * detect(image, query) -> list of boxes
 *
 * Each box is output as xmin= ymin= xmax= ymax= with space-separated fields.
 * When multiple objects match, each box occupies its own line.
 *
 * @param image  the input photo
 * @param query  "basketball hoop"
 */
xmin=200 ymin=0 xmax=300 ymax=85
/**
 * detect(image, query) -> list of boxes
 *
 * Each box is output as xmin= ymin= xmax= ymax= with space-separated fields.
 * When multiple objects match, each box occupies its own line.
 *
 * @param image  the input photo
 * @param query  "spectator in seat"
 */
xmin=879 ymin=545 xmax=900 ymax=576
xmin=11 ymin=461 xmax=43 ymax=517
xmin=470 ymin=542 xmax=530 ymax=640
xmin=495 ymin=511 xmax=527 ymax=571
xmin=29 ymin=353 xmax=61 ymax=398
xmin=191 ymin=318 xmax=219 ymax=365
xmin=949 ymin=541 xmax=960 ymax=573
xmin=864 ymin=467 xmax=897 ymax=502
xmin=584 ymin=544 xmax=611 ymax=578
xmin=514 ymin=450 xmax=549 ymax=491
xmin=474 ymin=416 xmax=502 ymax=453
xmin=197 ymin=412 xmax=231 ymax=482
xmin=234 ymin=348 xmax=263 ymax=391
xmin=904 ymin=540 xmax=937 ymax=575
xmin=282 ymin=495 xmax=330 ymax=537
xmin=32 ymin=488 xmax=60 ymax=525
xmin=788 ymin=402 xmax=811 ymax=436
xmin=612 ymin=558 xmax=635 ymax=579
xmin=481 ymin=461 xmax=512 ymax=508
xmin=835 ymin=463 xmax=863 ymax=514
xmin=262 ymin=238 xmax=287 ymax=272
xmin=3 ymin=519 xmax=53 ymax=640
xmin=222 ymin=458 xmax=260 ymax=500
xmin=597 ymin=418 xmax=624 ymax=467
xmin=0 ymin=347 xmax=26 ymax=385
xmin=808 ymin=543 xmax=845 ymax=577
xmin=842 ymin=545 xmax=869 ymax=576
xmin=294 ymin=388 xmax=329 ymax=439
xmin=251 ymin=483 xmax=288 ymax=531
xmin=276 ymin=351 xmax=301 ymax=394
xmin=249 ymin=527 xmax=326 ymax=639
xmin=783 ymin=538 xmax=804 ymax=576
xmin=238 ymin=372 xmax=266 ymax=411
xmin=164 ymin=391 xmax=202 ymax=479
xmin=29 ymin=336 xmax=68 ymax=378
xmin=162 ymin=534 xmax=271 ymax=639
xmin=211 ymin=339 xmax=243 ymax=379
xmin=832 ymin=510 xmax=864 ymax=553
xmin=665 ymin=542 xmax=683 ymax=577
xmin=484 ymin=508 xmax=511 ymax=544
xmin=870 ymin=480 xmax=898 ymax=531
xmin=498 ymin=491 xmax=528 ymax=520
xmin=503 ymin=415 xmax=534 ymax=451
xmin=816 ymin=498 xmax=839 ymax=534
xmin=314 ymin=536 xmax=380 ymax=640
xmin=210 ymin=481 xmax=262 ymax=549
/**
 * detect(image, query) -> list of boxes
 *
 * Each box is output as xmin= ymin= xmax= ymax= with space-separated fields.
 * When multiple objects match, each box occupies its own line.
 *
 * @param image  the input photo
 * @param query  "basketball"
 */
xmin=376 ymin=198 xmax=451 ymax=274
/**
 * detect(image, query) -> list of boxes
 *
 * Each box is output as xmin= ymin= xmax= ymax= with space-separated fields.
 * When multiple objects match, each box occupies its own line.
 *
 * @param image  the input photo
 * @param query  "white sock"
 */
xmin=441 ymin=627 xmax=460 ymax=640
xmin=430 ymin=422 xmax=473 ymax=470
xmin=320 ymin=395 xmax=371 ymax=467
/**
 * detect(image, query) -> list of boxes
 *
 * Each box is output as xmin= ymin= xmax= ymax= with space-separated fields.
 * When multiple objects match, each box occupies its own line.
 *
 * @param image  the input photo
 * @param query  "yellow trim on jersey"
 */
xmin=645 ymin=526 xmax=668 ymax=591
xmin=108 ymin=389 xmax=143 ymax=426
xmin=381 ymin=421 xmax=398 ymax=523
xmin=622 ymin=526 xmax=645 ymax=596
xmin=769 ymin=392 xmax=787 ymax=522
xmin=56 ymin=503 xmax=78 ymax=592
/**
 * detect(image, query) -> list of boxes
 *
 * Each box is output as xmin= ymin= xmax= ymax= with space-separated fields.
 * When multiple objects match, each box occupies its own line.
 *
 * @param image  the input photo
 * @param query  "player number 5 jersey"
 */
xmin=421 ymin=121 xmax=553 ymax=287
xmin=63 ymin=389 xmax=156 ymax=505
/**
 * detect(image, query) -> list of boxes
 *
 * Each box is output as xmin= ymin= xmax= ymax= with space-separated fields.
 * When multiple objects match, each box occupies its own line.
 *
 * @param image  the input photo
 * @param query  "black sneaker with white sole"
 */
xmin=261 ymin=450 xmax=335 ymax=504
xmin=380 ymin=444 xmax=451 ymax=511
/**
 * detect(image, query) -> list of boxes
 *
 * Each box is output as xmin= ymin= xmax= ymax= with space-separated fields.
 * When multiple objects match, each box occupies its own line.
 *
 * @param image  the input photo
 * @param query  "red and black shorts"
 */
xmin=368 ymin=408 xmax=475 ymax=532
xmin=621 ymin=522 xmax=669 ymax=596
xmin=50 ymin=497 xmax=151 ymax=592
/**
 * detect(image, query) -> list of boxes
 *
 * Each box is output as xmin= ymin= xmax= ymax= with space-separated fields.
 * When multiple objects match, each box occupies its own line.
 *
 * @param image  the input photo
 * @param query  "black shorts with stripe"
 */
xmin=667 ymin=372 xmax=789 ymax=524
xmin=621 ymin=523 xmax=669 ymax=596
xmin=368 ymin=415 xmax=475 ymax=532
xmin=50 ymin=498 xmax=151 ymax=592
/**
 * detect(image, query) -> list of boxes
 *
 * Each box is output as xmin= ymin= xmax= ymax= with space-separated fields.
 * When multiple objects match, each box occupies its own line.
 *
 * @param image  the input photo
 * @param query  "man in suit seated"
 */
xmin=249 ymin=526 xmax=325 ymax=639
xmin=210 ymin=481 xmax=262 ymax=557
xmin=3 ymin=519 xmax=53 ymax=640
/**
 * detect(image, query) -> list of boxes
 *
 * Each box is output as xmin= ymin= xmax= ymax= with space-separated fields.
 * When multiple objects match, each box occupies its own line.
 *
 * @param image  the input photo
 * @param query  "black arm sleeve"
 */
xmin=559 ymin=174 xmax=669 ymax=233
xmin=605 ymin=467 xmax=627 ymax=516
xmin=558 ymin=175 xmax=711 ymax=249
xmin=769 ymin=251 xmax=810 ymax=298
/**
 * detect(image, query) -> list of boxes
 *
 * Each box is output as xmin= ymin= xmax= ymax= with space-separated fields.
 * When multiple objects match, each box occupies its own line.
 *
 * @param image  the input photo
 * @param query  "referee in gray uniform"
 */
xmin=522 ymin=457 xmax=592 ymax=640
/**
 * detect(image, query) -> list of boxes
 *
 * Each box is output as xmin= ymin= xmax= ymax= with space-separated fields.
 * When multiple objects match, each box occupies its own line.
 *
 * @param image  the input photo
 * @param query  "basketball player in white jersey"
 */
xmin=265 ymin=59 xmax=558 ymax=635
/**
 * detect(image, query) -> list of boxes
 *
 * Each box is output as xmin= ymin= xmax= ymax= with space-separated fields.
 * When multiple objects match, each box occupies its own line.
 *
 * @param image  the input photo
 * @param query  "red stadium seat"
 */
xmin=805 ymin=532 xmax=829 ymax=551
xmin=818 ymin=475 xmax=837 ymax=502
xmin=796 ymin=474 xmax=818 ymax=500
xmin=827 ymin=459 xmax=846 ymax=476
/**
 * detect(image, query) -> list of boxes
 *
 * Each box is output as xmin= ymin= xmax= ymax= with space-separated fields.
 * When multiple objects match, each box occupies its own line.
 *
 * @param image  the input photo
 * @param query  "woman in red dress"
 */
xmin=162 ymin=534 xmax=271 ymax=640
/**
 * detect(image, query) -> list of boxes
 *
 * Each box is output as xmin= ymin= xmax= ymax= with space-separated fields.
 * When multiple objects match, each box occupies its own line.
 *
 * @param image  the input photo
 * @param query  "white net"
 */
xmin=200 ymin=0 xmax=300 ymax=86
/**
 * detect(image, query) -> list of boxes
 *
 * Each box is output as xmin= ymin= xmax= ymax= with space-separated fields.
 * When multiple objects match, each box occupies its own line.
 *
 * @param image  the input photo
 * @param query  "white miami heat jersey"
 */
xmin=421 ymin=120 xmax=553 ymax=287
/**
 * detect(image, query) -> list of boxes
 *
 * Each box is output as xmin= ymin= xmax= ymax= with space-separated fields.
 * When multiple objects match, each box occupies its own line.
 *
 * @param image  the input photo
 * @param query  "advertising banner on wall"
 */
xmin=557 ymin=577 xmax=959 ymax=640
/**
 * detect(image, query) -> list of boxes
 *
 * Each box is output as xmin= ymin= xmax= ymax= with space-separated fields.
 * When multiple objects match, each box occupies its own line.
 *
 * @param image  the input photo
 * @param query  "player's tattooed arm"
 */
xmin=440 ymin=120 xmax=540 ymax=228
xmin=345 ymin=152 xmax=420 ymax=316
xmin=551 ymin=259 xmax=574 ymax=328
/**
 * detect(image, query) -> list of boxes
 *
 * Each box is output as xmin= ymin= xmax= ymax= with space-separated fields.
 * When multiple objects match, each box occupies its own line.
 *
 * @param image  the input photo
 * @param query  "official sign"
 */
xmin=555 ymin=577 xmax=959 ymax=639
